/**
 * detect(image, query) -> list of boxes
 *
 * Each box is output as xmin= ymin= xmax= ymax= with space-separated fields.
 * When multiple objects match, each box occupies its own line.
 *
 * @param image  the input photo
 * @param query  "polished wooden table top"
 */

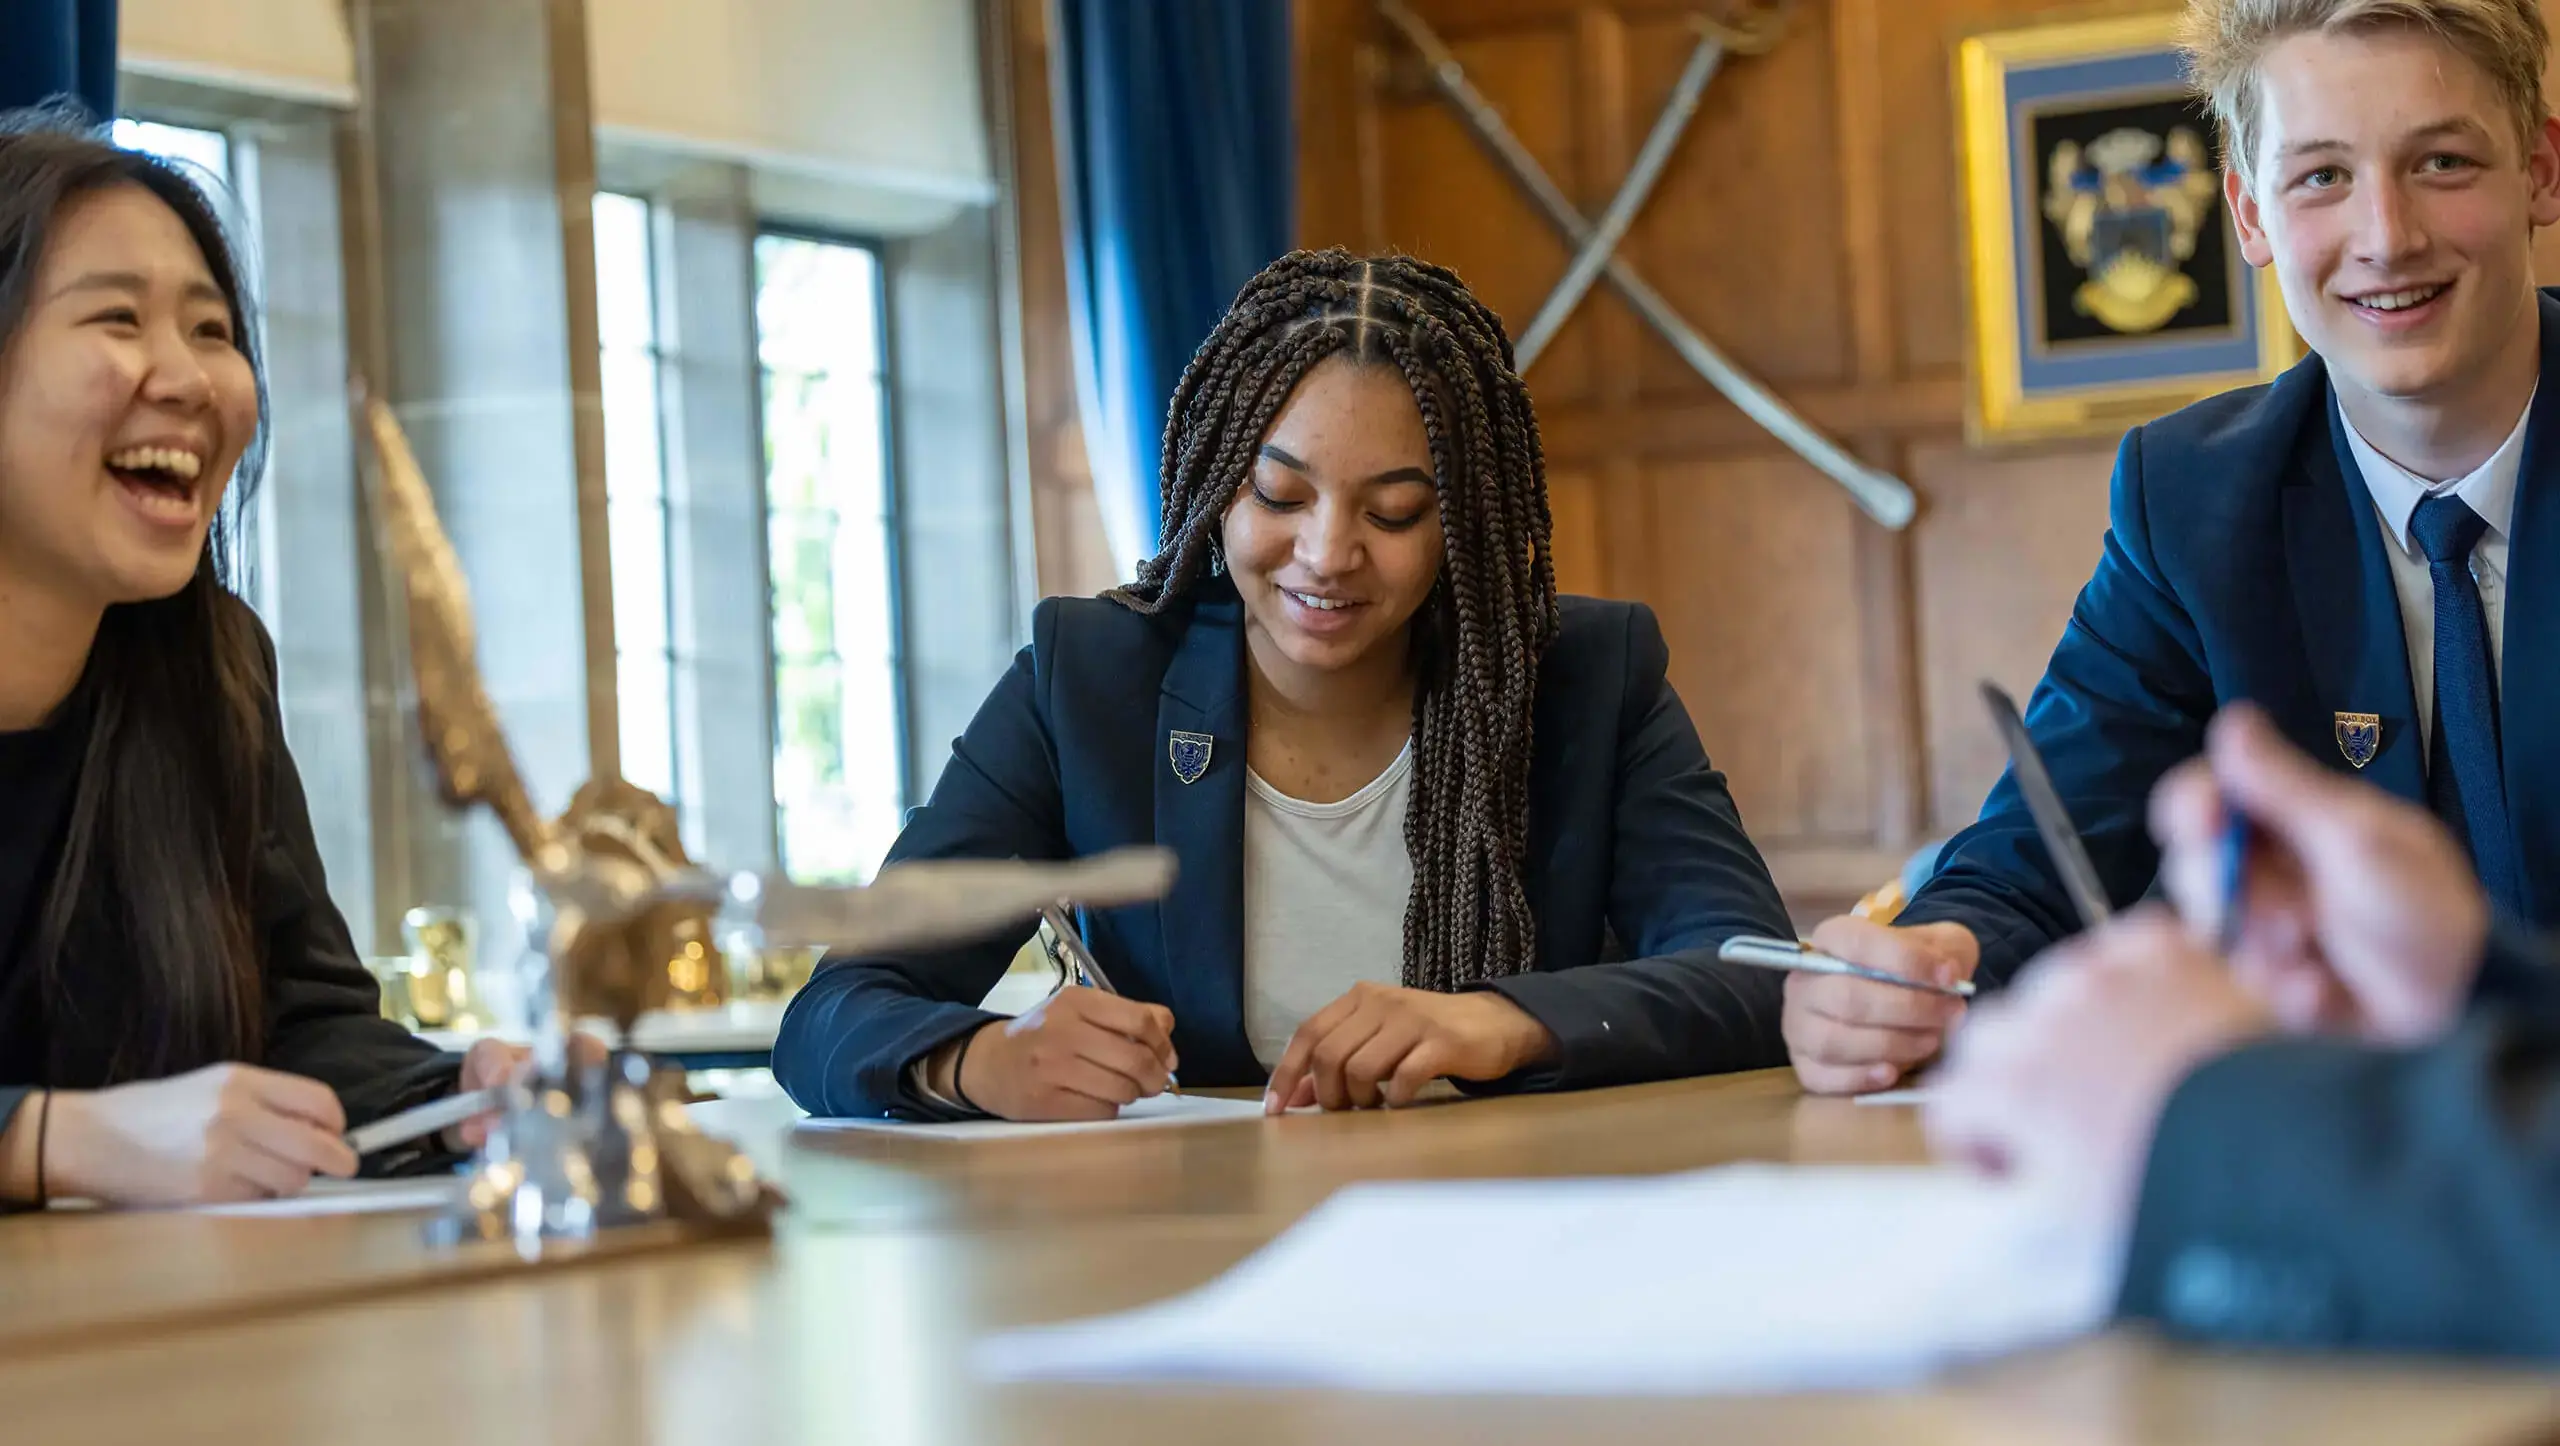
xmin=5 ymin=1071 xmax=2556 ymax=1445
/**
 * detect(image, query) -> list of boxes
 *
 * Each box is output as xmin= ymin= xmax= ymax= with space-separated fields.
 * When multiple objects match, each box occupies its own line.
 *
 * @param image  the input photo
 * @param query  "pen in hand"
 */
xmin=1716 ymin=936 xmax=1976 ymax=999
xmin=1039 ymin=903 xmax=1178 ymax=1089
xmin=2215 ymin=797 xmax=2255 ymax=957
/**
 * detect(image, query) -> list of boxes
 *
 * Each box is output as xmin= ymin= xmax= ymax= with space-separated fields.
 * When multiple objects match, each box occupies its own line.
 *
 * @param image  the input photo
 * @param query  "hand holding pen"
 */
xmin=923 ymin=905 xmax=1178 ymax=1122
xmin=2150 ymin=705 xmax=2489 ymax=1043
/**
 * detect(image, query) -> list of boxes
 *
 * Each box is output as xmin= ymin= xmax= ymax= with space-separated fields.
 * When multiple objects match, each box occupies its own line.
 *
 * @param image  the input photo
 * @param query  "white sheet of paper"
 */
xmin=193 ymin=1177 xmax=465 ymax=1218
xmin=977 ymin=1164 xmax=2118 ymax=1395
xmin=799 ymin=1091 xmax=1269 ymax=1140
xmin=1854 ymin=1088 xmax=1936 ymax=1107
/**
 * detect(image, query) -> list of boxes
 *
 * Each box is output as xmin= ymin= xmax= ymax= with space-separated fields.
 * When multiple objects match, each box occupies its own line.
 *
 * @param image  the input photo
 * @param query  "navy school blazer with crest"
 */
xmin=771 ymin=575 xmax=1795 ymax=1119
xmin=1898 ymin=288 xmax=2560 ymax=987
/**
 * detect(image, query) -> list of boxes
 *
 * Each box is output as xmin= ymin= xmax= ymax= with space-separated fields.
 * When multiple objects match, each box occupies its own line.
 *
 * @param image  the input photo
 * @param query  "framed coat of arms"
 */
xmin=1956 ymin=12 xmax=2298 ymax=444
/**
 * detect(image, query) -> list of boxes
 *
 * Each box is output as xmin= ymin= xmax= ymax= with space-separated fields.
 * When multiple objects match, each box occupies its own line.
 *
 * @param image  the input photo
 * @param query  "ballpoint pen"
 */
xmin=2216 ymin=802 xmax=2255 ymax=956
xmin=1716 ymin=936 xmax=1976 ymax=998
xmin=1039 ymin=903 xmax=1178 ymax=1088
xmin=343 ymin=1086 xmax=509 ymax=1157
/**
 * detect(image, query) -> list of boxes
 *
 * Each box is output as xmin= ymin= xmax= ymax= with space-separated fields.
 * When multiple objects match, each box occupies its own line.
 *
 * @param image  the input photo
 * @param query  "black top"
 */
xmin=0 ymin=608 xmax=462 ymax=1178
xmin=0 ymin=705 xmax=83 ymax=1078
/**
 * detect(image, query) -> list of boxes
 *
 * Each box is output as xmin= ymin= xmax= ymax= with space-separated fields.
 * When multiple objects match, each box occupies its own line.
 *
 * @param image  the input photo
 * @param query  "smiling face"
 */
xmin=2226 ymin=24 xmax=2560 ymax=410
xmin=1220 ymin=355 xmax=1448 ymax=682
xmin=0 ymin=181 xmax=258 ymax=615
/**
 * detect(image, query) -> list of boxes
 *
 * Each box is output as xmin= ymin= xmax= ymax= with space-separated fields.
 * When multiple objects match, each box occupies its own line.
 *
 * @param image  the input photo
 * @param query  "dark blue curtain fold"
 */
xmin=1051 ymin=0 xmax=1294 ymax=574
xmin=1 ymin=0 xmax=119 ymax=118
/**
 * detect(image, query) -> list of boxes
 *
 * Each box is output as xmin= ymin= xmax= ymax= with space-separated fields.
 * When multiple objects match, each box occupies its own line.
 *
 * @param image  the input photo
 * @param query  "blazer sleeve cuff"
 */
xmin=2116 ymin=1039 xmax=2361 ymax=1346
xmin=1887 ymin=893 xmax=2053 ymax=990
xmin=1457 ymin=972 xmax=1616 ymax=1094
xmin=848 ymin=1007 xmax=1007 ymax=1122
xmin=2114 ymin=1028 xmax=2533 ymax=1352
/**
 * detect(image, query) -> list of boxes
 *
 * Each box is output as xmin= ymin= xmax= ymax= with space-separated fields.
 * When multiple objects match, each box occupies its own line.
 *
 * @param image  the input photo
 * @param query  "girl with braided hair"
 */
xmin=774 ymin=249 xmax=1792 ymax=1121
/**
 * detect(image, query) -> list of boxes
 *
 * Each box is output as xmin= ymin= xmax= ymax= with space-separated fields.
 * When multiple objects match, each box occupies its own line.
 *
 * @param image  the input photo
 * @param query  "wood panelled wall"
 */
xmin=1292 ymin=0 xmax=2140 ymax=914
xmin=1003 ymin=0 xmax=2560 ymax=917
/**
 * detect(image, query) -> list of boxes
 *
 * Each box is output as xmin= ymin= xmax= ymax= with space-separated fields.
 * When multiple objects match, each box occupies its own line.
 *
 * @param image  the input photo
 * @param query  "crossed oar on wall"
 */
xmin=1376 ymin=0 xmax=1917 ymax=531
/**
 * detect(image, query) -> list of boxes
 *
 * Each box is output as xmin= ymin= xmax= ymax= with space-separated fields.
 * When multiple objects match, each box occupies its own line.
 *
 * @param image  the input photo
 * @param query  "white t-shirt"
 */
xmin=1241 ymin=742 xmax=1413 ymax=1070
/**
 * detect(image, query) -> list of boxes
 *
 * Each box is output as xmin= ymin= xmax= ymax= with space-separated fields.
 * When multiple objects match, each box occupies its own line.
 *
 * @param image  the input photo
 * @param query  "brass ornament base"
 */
xmin=426 ymin=1049 xmax=776 ymax=1249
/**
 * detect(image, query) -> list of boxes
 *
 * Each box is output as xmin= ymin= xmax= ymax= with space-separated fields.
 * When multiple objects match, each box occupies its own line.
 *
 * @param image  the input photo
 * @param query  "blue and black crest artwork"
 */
xmin=1168 ymin=730 xmax=1215 ymax=786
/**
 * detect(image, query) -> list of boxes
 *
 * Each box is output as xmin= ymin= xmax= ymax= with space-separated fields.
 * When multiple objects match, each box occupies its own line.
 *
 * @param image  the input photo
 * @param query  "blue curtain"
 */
xmin=0 ymin=0 xmax=118 ymax=118
xmin=1051 ymin=0 xmax=1294 ymax=575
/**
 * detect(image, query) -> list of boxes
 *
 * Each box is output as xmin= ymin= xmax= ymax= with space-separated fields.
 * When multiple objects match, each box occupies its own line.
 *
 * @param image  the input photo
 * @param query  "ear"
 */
xmin=2226 ymin=165 xmax=2276 ymax=268
xmin=2525 ymin=115 xmax=2560 ymax=231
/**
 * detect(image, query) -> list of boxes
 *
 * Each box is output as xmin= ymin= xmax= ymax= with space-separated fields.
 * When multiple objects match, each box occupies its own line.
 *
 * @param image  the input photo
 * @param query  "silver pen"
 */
xmin=344 ymin=1086 xmax=508 ymax=1157
xmin=1717 ymin=936 xmax=1976 ymax=999
xmin=1979 ymin=680 xmax=2113 ymax=930
xmin=1038 ymin=903 xmax=1177 ymax=1088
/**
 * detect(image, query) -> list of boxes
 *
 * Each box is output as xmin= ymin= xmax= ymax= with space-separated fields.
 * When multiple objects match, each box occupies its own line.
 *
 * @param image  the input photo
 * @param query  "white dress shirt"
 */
xmin=2335 ymin=396 xmax=2524 ymax=757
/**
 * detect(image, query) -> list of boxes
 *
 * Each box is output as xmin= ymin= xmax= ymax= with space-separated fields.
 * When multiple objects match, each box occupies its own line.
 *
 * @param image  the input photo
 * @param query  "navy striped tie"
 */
xmin=2410 ymin=494 xmax=2521 ymax=911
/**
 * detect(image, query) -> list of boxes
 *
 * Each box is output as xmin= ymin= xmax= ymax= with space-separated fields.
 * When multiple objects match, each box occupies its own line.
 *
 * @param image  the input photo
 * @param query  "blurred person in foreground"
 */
xmin=1929 ymin=705 xmax=2560 ymax=1358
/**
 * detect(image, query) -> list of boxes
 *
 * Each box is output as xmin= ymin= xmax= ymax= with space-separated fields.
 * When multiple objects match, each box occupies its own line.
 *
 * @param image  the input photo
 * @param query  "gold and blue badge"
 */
xmin=2334 ymin=712 xmax=2381 ymax=770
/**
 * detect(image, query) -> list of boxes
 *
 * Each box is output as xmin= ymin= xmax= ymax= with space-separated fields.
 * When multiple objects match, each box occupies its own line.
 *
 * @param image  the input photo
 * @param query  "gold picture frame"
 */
xmin=1957 ymin=12 xmax=2299 ymax=445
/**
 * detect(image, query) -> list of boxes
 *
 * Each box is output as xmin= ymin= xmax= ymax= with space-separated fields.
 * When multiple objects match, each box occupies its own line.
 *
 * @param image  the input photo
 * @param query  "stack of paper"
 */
xmin=977 ymin=1165 xmax=2119 ymax=1394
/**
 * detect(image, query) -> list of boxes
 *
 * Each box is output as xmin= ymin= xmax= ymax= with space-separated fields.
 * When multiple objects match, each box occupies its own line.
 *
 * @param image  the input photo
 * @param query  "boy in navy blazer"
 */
xmin=1789 ymin=0 xmax=2560 ymax=1094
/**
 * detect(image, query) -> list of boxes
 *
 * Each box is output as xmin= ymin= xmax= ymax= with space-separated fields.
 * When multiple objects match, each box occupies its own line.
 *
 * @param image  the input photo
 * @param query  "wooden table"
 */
xmin=5 ymin=1072 xmax=2556 ymax=1445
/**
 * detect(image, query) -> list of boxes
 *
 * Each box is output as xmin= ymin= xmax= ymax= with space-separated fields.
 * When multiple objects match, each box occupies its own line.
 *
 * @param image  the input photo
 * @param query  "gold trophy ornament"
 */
xmin=357 ymin=387 xmax=1175 ymax=1248
xmin=398 ymin=905 xmax=480 ymax=1029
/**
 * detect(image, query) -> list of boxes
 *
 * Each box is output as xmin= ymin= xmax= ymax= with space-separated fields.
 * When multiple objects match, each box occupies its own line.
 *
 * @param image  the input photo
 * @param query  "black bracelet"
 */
xmin=33 ymin=1091 xmax=51 ymax=1209
xmin=948 ymin=1028 xmax=986 ymax=1116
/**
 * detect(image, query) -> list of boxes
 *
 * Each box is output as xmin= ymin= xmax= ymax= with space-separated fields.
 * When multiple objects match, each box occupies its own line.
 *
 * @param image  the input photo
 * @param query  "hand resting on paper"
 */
xmin=1261 ymin=982 xmax=1556 ymax=1113
xmin=20 ymin=1064 xmax=360 ymax=1207
xmin=1 ymin=1031 xmax=611 ymax=1207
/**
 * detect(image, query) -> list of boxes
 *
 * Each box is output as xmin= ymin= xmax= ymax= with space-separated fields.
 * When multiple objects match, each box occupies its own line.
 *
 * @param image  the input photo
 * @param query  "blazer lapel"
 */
xmin=2282 ymin=391 xmax=2426 ymax=805
xmin=1152 ymin=577 xmax=1256 ymax=1080
xmin=2494 ymin=292 xmax=2560 ymax=924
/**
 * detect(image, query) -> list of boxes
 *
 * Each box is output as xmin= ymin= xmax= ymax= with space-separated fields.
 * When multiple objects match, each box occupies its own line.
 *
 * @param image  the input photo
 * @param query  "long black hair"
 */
xmin=0 ymin=107 xmax=275 ymax=1080
xmin=1110 ymin=249 xmax=1561 ymax=991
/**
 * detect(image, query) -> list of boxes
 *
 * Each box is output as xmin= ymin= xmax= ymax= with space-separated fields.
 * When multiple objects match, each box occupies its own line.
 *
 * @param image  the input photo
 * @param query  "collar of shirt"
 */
xmin=2337 ymin=389 xmax=2531 ymax=556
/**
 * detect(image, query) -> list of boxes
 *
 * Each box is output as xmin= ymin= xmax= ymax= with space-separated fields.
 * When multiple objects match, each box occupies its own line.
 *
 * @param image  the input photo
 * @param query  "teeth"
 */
xmin=106 ymin=446 xmax=204 ymax=480
xmin=1287 ymin=590 xmax=1351 ymax=612
xmin=2358 ymin=285 xmax=2446 ymax=312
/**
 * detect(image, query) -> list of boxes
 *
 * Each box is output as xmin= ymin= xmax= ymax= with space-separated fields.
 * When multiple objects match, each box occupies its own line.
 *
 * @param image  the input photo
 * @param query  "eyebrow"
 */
xmin=2280 ymin=117 xmax=2493 ymax=159
xmin=1257 ymin=443 xmax=1434 ymax=489
xmin=45 ymin=270 xmax=228 ymax=307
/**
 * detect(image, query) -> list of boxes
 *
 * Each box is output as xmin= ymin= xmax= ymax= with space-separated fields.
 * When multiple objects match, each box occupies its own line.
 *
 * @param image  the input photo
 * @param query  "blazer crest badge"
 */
xmin=2334 ymin=712 xmax=2382 ymax=770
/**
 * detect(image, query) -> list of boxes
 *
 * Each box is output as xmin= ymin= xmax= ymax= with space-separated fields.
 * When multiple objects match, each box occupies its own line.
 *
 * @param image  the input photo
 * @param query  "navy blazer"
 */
xmin=772 ymin=577 xmax=1794 ymax=1118
xmin=1902 ymin=290 xmax=2560 ymax=985
xmin=2119 ymin=921 xmax=2560 ymax=1357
